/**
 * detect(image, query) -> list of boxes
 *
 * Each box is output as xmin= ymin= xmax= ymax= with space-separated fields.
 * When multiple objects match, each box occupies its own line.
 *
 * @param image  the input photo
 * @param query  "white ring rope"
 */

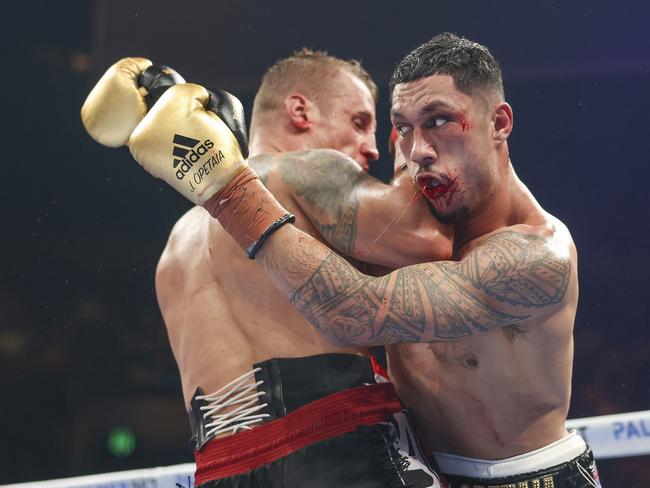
xmin=3 ymin=410 xmax=649 ymax=488
xmin=566 ymin=409 xmax=650 ymax=459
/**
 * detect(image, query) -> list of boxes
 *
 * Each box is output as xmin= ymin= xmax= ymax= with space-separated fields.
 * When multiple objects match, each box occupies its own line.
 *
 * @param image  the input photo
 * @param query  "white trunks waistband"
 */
xmin=433 ymin=430 xmax=587 ymax=478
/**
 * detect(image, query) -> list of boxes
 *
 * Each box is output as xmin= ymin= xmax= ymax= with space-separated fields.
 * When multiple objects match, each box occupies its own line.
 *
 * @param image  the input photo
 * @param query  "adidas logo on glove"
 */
xmin=171 ymin=133 xmax=226 ymax=194
xmin=172 ymin=133 xmax=215 ymax=180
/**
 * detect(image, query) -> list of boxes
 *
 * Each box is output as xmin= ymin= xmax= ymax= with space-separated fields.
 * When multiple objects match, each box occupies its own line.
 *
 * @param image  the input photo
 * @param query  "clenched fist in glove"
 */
xmin=128 ymin=83 xmax=294 ymax=258
xmin=81 ymin=57 xmax=185 ymax=147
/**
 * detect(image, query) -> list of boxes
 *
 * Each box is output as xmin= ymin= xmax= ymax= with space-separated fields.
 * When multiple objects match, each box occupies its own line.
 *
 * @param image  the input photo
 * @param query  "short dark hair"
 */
xmin=253 ymin=48 xmax=378 ymax=117
xmin=390 ymin=33 xmax=504 ymax=102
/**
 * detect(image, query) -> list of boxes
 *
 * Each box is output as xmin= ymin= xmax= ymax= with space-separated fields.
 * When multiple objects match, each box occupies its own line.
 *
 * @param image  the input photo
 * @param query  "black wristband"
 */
xmin=246 ymin=213 xmax=296 ymax=259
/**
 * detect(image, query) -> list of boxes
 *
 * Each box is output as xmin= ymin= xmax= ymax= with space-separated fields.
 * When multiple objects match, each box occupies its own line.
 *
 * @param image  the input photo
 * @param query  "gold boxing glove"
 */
xmin=129 ymin=83 xmax=294 ymax=258
xmin=81 ymin=57 xmax=185 ymax=147
xmin=128 ymin=83 xmax=249 ymax=206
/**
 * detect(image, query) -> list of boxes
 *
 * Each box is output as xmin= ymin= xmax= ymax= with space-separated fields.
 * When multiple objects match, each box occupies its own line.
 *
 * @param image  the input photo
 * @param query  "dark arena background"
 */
xmin=2 ymin=0 xmax=649 ymax=485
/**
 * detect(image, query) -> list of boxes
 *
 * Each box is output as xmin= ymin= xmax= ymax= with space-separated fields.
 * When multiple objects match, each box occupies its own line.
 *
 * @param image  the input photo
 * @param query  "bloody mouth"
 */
xmin=417 ymin=175 xmax=459 ymax=206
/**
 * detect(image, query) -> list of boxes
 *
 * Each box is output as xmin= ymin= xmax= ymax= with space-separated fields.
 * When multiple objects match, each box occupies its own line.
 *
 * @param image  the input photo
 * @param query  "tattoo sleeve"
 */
xmin=280 ymin=149 xmax=373 ymax=255
xmin=264 ymin=230 xmax=571 ymax=345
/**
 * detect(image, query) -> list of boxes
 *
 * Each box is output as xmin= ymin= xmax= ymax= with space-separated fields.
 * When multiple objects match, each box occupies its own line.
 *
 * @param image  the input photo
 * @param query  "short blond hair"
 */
xmin=252 ymin=48 xmax=377 ymax=122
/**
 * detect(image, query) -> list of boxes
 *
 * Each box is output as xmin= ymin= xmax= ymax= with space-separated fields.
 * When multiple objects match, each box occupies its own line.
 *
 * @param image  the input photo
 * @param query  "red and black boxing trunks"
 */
xmin=189 ymin=353 xmax=443 ymax=488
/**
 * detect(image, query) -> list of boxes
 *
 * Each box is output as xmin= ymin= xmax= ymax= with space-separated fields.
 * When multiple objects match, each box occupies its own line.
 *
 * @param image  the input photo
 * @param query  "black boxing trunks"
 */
xmin=189 ymin=353 xmax=443 ymax=488
xmin=434 ymin=430 xmax=601 ymax=488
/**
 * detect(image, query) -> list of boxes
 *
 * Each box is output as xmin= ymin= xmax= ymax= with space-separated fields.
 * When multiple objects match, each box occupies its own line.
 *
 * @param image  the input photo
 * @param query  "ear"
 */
xmin=285 ymin=93 xmax=312 ymax=130
xmin=493 ymin=102 xmax=513 ymax=144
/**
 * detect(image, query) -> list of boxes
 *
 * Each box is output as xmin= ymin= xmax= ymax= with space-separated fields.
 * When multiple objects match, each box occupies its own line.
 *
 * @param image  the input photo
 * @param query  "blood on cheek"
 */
xmin=459 ymin=115 xmax=469 ymax=132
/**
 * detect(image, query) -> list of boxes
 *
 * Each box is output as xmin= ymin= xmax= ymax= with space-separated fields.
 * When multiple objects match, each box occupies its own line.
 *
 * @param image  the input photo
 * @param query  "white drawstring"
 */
xmin=196 ymin=367 xmax=270 ymax=440
xmin=576 ymin=462 xmax=598 ymax=488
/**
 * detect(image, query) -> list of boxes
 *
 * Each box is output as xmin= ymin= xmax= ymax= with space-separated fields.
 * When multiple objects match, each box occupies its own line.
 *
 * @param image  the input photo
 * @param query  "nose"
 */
xmin=410 ymin=129 xmax=437 ymax=168
xmin=360 ymin=137 xmax=379 ymax=166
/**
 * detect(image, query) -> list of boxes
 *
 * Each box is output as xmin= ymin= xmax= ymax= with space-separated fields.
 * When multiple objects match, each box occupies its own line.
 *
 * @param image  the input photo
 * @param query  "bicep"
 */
xmin=352 ymin=181 xmax=452 ymax=267
xmin=377 ymin=231 xmax=572 ymax=342
xmin=281 ymin=150 xmax=452 ymax=266
xmin=280 ymin=149 xmax=380 ymax=254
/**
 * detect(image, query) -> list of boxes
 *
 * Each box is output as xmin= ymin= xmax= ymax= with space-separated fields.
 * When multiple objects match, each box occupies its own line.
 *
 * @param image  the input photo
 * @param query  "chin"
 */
xmin=426 ymin=199 xmax=471 ymax=224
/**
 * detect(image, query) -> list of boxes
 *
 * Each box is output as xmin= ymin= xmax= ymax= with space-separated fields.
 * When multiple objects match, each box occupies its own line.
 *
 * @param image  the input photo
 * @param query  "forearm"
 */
xmin=256 ymin=225 xmax=389 ymax=346
xmin=202 ymin=168 xmax=385 ymax=348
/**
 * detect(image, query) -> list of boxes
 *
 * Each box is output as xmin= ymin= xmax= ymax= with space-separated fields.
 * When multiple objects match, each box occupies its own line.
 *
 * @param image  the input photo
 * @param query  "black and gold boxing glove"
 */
xmin=129 ymin=83 xmax=293 ymax=258
xmin=81 ymin=57 xmax=184 ymax=147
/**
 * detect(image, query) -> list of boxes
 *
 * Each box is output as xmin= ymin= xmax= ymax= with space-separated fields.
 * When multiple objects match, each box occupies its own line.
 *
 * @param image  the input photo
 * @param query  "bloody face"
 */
xmin=390 ymin=74 xmax=498 ymax=224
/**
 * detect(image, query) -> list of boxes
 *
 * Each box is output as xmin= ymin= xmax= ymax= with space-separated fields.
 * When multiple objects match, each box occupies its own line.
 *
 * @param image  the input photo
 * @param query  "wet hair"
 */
xmin=389 ymin=33 xmax=504 ymax=102
xmin=252 ymin=48 xmax=378 ymax=120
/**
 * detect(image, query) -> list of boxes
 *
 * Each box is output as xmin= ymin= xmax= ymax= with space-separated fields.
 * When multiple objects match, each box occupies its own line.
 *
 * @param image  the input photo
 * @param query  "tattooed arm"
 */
xmin=258 ymin=227 xmax=571 ymax=346
xmin=279 ymin=149 xmax=452 ymax=267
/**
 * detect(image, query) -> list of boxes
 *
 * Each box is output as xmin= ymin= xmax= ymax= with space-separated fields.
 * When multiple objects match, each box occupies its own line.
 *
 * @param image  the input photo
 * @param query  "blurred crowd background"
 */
xmin=2 ymin=1 xmax=649 ymax=485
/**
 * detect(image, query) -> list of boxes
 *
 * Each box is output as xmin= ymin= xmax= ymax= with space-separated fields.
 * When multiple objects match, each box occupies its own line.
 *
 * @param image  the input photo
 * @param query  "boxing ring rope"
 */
xmin=4 ymin=410 xmax=650 ymax=488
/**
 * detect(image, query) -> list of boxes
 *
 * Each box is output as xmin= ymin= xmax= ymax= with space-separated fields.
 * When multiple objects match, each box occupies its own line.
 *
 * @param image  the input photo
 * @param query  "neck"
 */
xmin=248 ymin=139 xmax=284 ymax=158
xmin=453 ymin=161 xmax=535 ymax=253
xmin=248 ymin=122 xmax=312 ymax=158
